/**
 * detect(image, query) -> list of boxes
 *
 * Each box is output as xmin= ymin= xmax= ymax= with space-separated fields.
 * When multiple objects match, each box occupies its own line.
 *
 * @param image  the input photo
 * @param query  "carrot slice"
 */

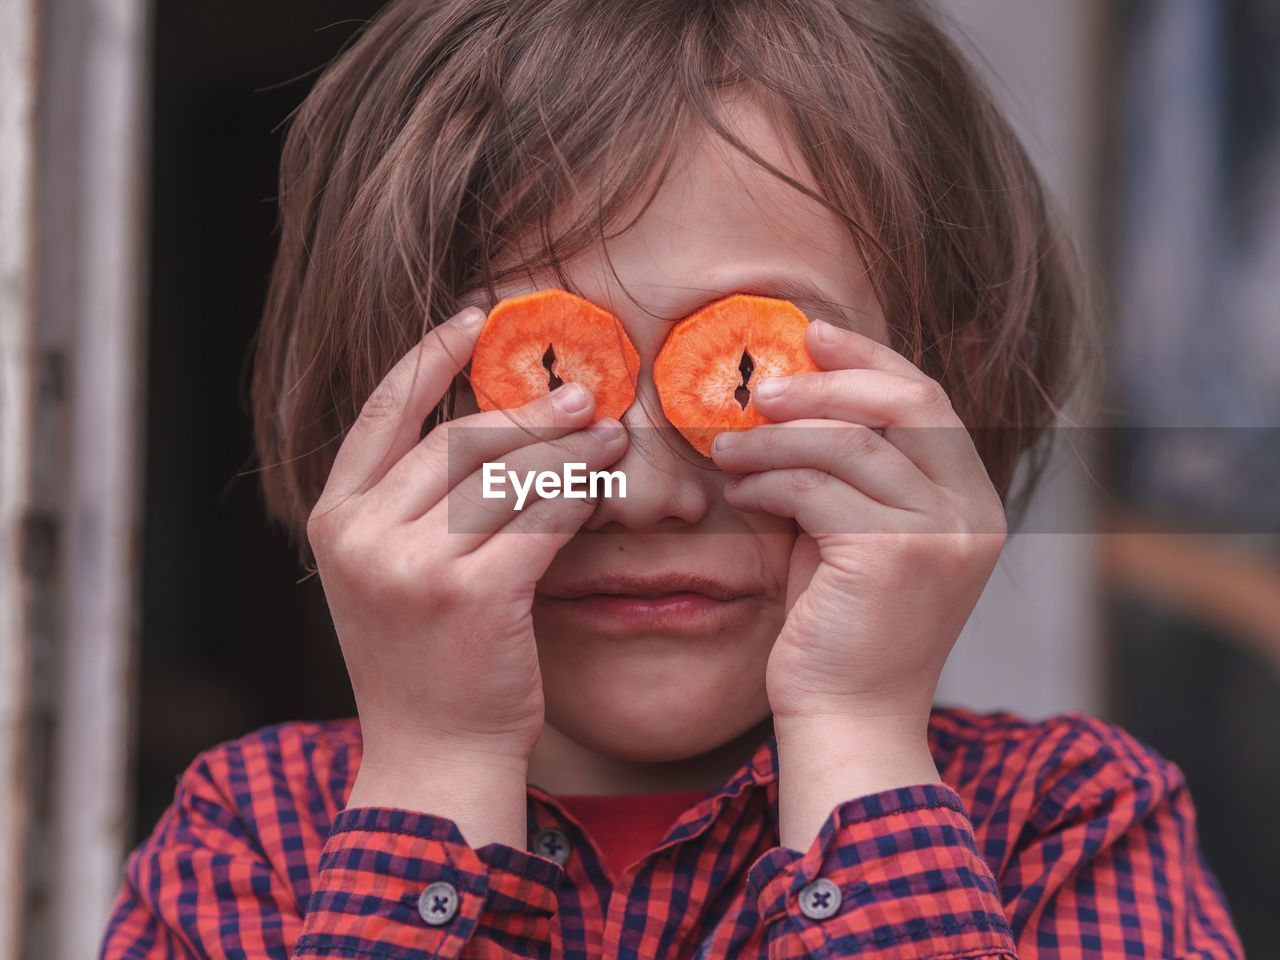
xmin=653 ymin=294 xmax=819 ymax=456
xmin=470 ymin=288 xmax=640 ymax=422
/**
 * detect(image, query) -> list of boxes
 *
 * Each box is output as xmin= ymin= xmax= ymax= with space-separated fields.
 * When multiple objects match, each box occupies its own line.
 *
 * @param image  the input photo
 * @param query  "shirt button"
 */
xmin=531 ymin=827 xmax=571 ymax=864
xmin=417 ymin=881 xmax=459 ymax=925
xmin=797 ymin=877 xmax=842 ymax=920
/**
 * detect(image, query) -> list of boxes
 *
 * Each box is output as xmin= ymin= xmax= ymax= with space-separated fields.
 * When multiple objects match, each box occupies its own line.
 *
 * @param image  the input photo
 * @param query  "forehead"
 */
xmin=464 ymin=94 xmax=882 ymax=344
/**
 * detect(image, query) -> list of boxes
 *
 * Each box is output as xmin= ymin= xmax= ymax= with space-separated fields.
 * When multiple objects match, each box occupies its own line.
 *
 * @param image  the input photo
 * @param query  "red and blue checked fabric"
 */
xmin=98 ymin=707 xmax=1244 ymax=959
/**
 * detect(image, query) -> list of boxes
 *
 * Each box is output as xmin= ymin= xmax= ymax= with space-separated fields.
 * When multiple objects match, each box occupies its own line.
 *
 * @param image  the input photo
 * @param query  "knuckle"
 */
xmin=987 ymin=505 xmax=1010 ymax=540
xmin=509 ymin=497 xmax=582 ymax=539
xmin=865 ymin=340 xmax=893 ymax=366
xmin=310 ymin=512 xmax=454 ymax=608
xmin=306 ymin=495 xmax=352 ymax=547
xmin=813 ymin=377 xmax=843 ymax=412
xmin=314 ymin=523 xmax=382 ymax=590
xmin=838 ymin=423 xmax=877 ymax=455
xmin=359 ymin=381 xmax=403 ymax=422
xmin=375 ymin=542 xmax=443 ymax=605
xmin=552 ymin=430 xmax=588 ymax=460
xmin=383 ymin=551 xmax=443 ymax=606
xmin=519 ymin=503 xmax=562 ymax=536
xmin=907 ymin=377 xmax=950 ymax=409
xmin=948 ymin=530 xmax=982 ymax=561
xmin=746 ymin=425 xmax=776 ymax=456
xmin=889 ymin=527 xmax=926 ymax=555
xmin=784 ymin=468 xmax=825 ymax=495
xmin=556 ymin=430 xmax=601 ymax=464
xmin=327 ymin=522 xmax=372 ymax=568
xmin=306 ymin=501 xmax=335 ymax=543
xmin=943 ymin=528 xmax=1003 ymax=567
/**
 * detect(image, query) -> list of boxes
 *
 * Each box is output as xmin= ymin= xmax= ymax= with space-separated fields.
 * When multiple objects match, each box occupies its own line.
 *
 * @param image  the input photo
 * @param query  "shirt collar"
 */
xmin=529 ymin=727 xmax=781 ymax=844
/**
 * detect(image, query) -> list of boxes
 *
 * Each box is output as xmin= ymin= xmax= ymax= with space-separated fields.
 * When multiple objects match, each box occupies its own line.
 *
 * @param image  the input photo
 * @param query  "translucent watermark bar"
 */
xmin=444 ymin=425 xmax=1280 ymax=534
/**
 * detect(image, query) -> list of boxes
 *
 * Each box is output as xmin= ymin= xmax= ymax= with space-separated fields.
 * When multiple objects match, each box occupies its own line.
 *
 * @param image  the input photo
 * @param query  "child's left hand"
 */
xmin=710 ymin=318 xmax=1007 ymax=733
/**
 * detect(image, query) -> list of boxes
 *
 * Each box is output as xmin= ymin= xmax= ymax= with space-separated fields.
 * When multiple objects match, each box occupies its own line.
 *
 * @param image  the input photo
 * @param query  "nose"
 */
xmin=582 ymin=374 xmax=713 ymax=532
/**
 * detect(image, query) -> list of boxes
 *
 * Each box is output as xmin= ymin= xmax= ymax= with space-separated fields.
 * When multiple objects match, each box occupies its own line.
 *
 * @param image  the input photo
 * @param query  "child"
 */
xmin=100 ymin=1 xmax=1245 ymax=958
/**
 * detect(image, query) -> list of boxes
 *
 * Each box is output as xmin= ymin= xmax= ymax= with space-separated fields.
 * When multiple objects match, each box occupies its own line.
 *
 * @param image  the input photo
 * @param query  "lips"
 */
xmin=541 ymin=572 xmax=748 ymax=602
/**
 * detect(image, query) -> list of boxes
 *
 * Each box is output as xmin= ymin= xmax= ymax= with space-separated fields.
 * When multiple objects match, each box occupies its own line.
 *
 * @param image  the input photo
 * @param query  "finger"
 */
xmin=469 ymin=489 xmax=604 ymax=586
xmin=373 ymin=381 xmax=598 ymax=522
xmin=722 ymin=467 xmax=893 ymax=537
xmin=446 ymin=418 xmax=625 ymax=541
xmin=805 ymin=317 xmax=925 ymax=380
xmin=750 ymin=367 xmax=987 ymax=491
xmin=710 ymin=419 xmax=930 ymax=509
xmin=322 ymin=307 xmax=486 ymax=507
xmin=417 ymin=418 xmax=628 ymax=554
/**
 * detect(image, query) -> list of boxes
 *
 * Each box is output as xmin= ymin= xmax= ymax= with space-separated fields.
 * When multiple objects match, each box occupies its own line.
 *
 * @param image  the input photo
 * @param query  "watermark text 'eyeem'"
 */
xmin=482 ymin=462 xmax=626 ymax=511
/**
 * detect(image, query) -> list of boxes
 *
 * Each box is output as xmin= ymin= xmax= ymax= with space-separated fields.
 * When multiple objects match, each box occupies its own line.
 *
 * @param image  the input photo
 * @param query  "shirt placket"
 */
xmin=523 ymin=736 xmax=780 ymax=960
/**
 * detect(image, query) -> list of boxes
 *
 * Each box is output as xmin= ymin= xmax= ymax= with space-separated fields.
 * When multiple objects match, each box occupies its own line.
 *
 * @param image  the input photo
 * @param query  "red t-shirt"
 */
xmin=557 ymin=788 xmax=708 ymax=880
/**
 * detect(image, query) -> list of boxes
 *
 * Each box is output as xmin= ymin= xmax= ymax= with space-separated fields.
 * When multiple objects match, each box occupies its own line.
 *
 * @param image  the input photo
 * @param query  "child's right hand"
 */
xmin=305 ymin=306 xmax=627 ymax=814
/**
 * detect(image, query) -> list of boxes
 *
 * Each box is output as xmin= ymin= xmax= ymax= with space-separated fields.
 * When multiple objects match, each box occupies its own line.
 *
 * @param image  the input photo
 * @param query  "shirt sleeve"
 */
xmin=296 ymin=807 xmax=563 ymax=960
xmin=747 ymin=783 xmax=1016 ymax=959
xmin=98 ymin=753 xmax=564 ymax=960
xmin=744 ymin=716 xmax=1245 ymax=960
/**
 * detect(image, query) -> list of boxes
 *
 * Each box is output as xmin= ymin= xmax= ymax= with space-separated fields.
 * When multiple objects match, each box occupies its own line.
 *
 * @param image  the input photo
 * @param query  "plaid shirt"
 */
xmin=99 ymin=707 xmax=1243 ymax=959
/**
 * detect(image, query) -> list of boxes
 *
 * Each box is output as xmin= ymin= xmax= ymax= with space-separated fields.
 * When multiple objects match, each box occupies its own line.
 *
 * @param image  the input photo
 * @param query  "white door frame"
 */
xmin=0 ymin=0 xmax=151 ymax=956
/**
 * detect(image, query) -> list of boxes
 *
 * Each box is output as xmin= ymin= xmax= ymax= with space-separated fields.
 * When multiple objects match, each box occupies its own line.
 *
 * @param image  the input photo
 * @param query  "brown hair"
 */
xmin=250 ymin=0 xmax=1098 ymax=567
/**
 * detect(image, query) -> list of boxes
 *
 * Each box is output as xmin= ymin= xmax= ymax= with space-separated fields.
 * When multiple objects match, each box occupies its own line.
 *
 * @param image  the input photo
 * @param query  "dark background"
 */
xmin=135 ymin=2 xmax=384 ymax=837
xmin=138 ymin=3 xmax=1276 ymax=955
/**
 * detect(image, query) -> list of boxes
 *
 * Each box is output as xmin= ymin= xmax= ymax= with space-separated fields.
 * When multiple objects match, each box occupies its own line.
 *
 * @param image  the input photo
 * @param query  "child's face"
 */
xmin=457 ymin=95 xmax=887 ymax=763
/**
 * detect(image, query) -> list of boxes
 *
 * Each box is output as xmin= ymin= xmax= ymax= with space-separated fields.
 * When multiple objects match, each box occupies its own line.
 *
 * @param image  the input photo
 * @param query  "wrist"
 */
xmin=347 ymin=747 xmax=530 ymax=851
xmin=773 ymin=704 xmax=933 ymax=749
xmin=773 ymin=712 xmax=940 ymax=852
xmin=357 ymin=713 xmax=538 ymax=773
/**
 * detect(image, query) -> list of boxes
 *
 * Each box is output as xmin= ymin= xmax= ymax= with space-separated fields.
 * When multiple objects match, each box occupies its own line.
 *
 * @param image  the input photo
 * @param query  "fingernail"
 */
xmin=457 ymin=307 xmax=486 ymax=330
xmin=813 ymin=318 xmax=843 ymax=343
xmin=587 ymin=417 xmax=625 ymax=441
xmin=753 ymin=377 xmax=788 ymax=401
xmin=713 ymin=431 xmax=740 ymax=452
xmin=552 ymin=381 xmax=590 ymax=413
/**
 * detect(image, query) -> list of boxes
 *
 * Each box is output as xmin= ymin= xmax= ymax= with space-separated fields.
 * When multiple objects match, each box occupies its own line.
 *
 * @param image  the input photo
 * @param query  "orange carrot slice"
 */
xmin=470 ymin=289 xmax=640 ymax=422
xmin=654 ymin=294 xmax=819 ymax=456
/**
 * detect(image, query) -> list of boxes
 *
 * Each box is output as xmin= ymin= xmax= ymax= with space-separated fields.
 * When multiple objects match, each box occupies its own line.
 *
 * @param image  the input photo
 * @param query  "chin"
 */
xmin=539 ymin=637 xmax=771 ymax=764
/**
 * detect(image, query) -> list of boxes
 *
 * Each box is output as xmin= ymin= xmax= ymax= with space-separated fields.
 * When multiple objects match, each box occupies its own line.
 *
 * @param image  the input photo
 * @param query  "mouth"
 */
xmin=538 ymin=573 xmax=755 ymax=632
xmin=542 ymin=573 xmax=747 ymax=602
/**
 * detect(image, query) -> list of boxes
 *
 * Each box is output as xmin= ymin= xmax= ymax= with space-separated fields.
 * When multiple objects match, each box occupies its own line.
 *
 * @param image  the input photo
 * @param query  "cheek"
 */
xmin=724 ymin=514 xmax=797 ymax=588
